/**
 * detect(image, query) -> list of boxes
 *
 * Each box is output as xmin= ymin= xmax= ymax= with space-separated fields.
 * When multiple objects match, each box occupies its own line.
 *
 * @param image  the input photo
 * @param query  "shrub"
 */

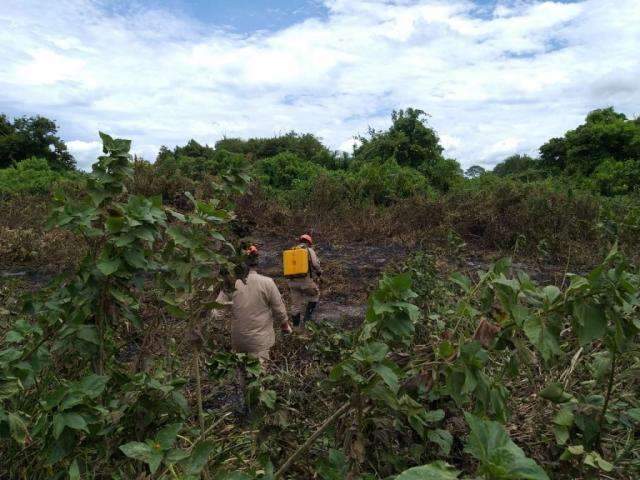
xmin=345 ymin=159 xmax=434 ymax=205
xmin=0 ymin=157 xmax=83 ymax=196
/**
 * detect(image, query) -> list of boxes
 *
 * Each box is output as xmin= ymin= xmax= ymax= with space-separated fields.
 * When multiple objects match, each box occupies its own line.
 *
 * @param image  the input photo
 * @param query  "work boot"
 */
xmin=292 ymin=313 xmax=301 ymax=327
xmin=304 ymin=301 xmax=318 ymax=323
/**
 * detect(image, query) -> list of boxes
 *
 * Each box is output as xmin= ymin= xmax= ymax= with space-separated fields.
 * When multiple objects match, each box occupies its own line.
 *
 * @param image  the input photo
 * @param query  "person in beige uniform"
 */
xmin=288 ymin=234 xmax=322 ymax=327
xmin=231 ymin=246 xmax=291 ymax=363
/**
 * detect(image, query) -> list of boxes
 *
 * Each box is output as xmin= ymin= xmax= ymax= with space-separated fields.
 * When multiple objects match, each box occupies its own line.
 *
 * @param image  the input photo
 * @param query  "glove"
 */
xmin=281 ymin=321 xmax=293 ymax=334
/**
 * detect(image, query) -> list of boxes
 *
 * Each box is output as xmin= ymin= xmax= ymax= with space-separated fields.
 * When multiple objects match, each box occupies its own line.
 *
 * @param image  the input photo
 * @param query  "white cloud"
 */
xmin=66 ymin=140 xmax=101 ymax=170
xmin=0 ymin=0 xmax=638 ymax=170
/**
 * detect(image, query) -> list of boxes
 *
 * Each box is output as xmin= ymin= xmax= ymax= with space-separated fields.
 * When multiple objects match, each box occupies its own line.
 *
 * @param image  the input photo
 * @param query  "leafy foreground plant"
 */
xmin=223 ymin=246 xmax=637 ymax=479
xmin=214 ymin=273 xmax=550 ymax=480
xmin=0 ymin=133 xmax=247 ymax=478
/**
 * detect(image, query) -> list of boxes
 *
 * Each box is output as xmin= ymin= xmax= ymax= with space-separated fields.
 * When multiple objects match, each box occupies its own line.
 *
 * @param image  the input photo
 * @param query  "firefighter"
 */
xmin=287 ymin=234 xmax=322 ymax=327
xmin=231 ymin=246 xmax=292 ymax=363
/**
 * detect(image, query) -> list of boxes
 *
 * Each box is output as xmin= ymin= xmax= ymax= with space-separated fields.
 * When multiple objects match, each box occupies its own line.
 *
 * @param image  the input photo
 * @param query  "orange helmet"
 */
xmin=245 ymin=245 xmax=259 ymax=256
xmin=299 ymin=234 xmax=313 ymax=245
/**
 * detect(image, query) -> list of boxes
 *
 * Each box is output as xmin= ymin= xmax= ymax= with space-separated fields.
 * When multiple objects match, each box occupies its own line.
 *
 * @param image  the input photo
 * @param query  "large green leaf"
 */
xmin=167 ymin=226 xmax=197 ymax=249
xmin=539 ymin=382 xmax=572 ymax=404
xmin=523 ymin=315 xmax=560 ymax=361
xmin=69 ymin=459 xmax=80 ymax=480
xmin=123 ymin=248 xmax=148 ymax=269
xmin=53 ymin=413 xmax=89 ymax=438
xmin=464 ymin=413 xmax=549 ymax=480
xmin=372 ymin=364 xmax=399 ymax=393
xmin=572 ymin=302 xmax=607 ymax=345
xmin=97 ymin=257 xmax=121 ymax=276
xmin=8 ymin=412 xmax=29 ymax=444
xmin=427 ymin=429 xmax=453 ymax=455
xmin=353 ymin=342 xmax=388 ymax=363
xmin=76 ymin=325 xmax=100 ymax=345
xmin=155 ymin=422 xmax=182 ymax=450
xmin=395 ymin=461 xmax=461 ymax=479
xmin=0 ymin=377 xmax=22 ymax=400
xmin=119 ymin=441 xmax=163 ymax=474
xmin=180 ymin=440 xmax=216 ymax=475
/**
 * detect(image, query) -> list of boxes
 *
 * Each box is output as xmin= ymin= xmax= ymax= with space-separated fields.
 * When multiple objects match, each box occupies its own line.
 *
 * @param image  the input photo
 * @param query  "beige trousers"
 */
xmin=288 ymin=277 xmax=320 ymax=315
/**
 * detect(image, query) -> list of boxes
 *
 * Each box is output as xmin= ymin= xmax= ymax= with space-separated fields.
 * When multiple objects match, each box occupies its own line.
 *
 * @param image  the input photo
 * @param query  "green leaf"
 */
xmin=427 ymin=429 xmax=453 ymax=455
xmin=554 ymin=425 xmax=569 ymax=445
xmin=76 ymin=325 xmax=100 ymax=345
xmin=523 ymin=315 xmax=560 ymax=361
xmin=542 ymin=285 xmax=561 ymax=304
xmin=437 ymin=341 xmax=455 ymax=359
xmin=259 ymin=390 xmax=276 ymax=409
xmin=396 ymin=461 xmax=461 ymax=480
xmin=167 ymin=209 xmax=186 ymax=221
xmin=5 ymin=330 xmax=24 ymax=343
xmin=539 ymin=383 xmax=572 ymax=404
xmin=8 ymin=412 xmax=29 ymax=444
xmin=572 ymin=302 xmax=607 ymax=345
xmin=353 ymin=342 xmax=388 ymax=363
xmin=0 ymin=347 xmax=22 ymax=362
xmin=553 ymin=407 xmax=574 ymax=427
xmin=69 ymin=459 xmax=80 ymax=480
xmin=423 ymin=409 xmax=446 ymax=423
xmin=0 ymin=377 xmax=22 ymax=400
xmin=97 ymin=257 xmax=120 ymax=276
xmin=105 ymin=216 xmax=125 ymax=232
xmin=584 ymin=451 xmax=614 ymax=472
xmin=62 ymin=413 xmax=89 ymax=433
xmin=167 ymin=226 xmax=197 ymax=249
xmin=450 ymin=272 xmax=471 ymax=293
xmin=124 ymin=248 xmax=148 ymax=269
xmin=53 ymin=413 xmax=65 ymax=439
xmin=119 ymin=441 xmax=163 ymax=474
xmin=625 ymin=408 xmax=640 ymax=423
xmin=165 ymin=448 xmax=191 ymax=463
xmin=181 ymin=440 xmax=216 ymax=475
xmin=155 ymin=423 xmax=182 ymax=450
xmin=464 ymin=413 xmax=549 ymax=480
xmin=372 ymin=364 xmax=399 ymax=393
xmin=567 ymin=445 xmax=584 ymax=455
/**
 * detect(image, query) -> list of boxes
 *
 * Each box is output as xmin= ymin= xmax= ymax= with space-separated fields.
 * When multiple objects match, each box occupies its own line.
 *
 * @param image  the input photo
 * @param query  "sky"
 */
xmin=1 ymin=0 xmax=639 ymax=171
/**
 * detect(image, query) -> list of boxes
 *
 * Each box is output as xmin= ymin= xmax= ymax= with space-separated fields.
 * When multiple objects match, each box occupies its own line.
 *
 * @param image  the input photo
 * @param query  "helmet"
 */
xmin=245 ymin=245 xmax=259 ymax=256
xmin=299 ymin=234 xmax=313 ymax=245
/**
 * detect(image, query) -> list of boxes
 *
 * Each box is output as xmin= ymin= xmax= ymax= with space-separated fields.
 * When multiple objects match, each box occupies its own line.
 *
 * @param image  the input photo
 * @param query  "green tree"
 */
xmin=543 ymin=107 xmax=640 ymax=177
xmin=215 ymin=131 xmax=342 ymax=168
xmin=538 ymin=137 xmax=567 ymax=174
xmin=354 ymin=108 xmax=462 ymax=191
xmin=155 ymin=140 xmax=246 ymax=180
xmin=464 ymin=165 xmax=486 ymax=178
xmin=355 ymin=108 xmax=444 ymax=169
xmin=0 ymin=114 xmax=75 ymax=170
xmin=492 ymin=154 xmax=537 ymax=178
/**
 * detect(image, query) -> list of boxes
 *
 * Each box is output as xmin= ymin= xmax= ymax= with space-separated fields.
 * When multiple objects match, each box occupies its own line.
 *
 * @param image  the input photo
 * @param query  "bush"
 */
xmin=345 ymin=159 xmax=434 ymax=205
xmin=0 ymin=157 xmax=82 ymax=196
xmin=155 ymin=142 xmax=247 ymax=180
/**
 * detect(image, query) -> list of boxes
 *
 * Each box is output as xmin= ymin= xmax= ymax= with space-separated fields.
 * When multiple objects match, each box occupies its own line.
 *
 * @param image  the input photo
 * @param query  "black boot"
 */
xmin=292 ymin=313 xmax=301 ymax=327
xmin=304 ymin=301 xmax=318 ymax=323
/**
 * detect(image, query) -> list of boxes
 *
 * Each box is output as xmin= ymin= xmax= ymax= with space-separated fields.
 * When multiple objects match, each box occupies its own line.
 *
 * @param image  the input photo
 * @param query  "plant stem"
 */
xmin=194 ymin=352 xmax=205 ymax=436
xmin=597 ymin=350 xmax=617 ymax=451
xmin=275 ymin=401 xmax=351 ymax=479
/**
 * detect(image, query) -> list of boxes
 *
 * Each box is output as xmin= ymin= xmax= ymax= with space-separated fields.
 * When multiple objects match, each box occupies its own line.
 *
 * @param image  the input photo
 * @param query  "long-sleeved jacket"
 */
xmin=307 ymin=246 xmax=322 ymax=277
xmin=231 ymin=270 xmax=288 ymax=354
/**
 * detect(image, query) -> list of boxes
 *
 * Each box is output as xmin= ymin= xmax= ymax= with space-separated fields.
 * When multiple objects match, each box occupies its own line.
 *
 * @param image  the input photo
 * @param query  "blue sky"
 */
xmin=117 ymin=0 xmax=331 ymax=33
xmin=1 ymin=0 xmax=638 ymax=170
